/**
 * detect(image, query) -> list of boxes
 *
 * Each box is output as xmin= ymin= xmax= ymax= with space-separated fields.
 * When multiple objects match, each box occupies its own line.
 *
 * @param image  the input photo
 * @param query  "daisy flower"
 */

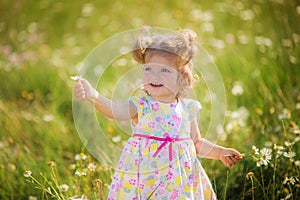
xmin=278 ymin=108 xmax=291 ymax=120
xmin=75 ymin=153 xmax=87 ymax=161
xmin=24 ymin=170 xmax=32 ymax=177
xmin=225 ymin=120 xmax=239 ymax=133
xmin=112 ymin=135 xmax=122 ymax=143
xmin=273 ymin=144 xmax=284 ymax=151
xmin=284 ymin=141 xmax=292 ymax=147
xmin=283 ymin=176 xmax=298 ymax=185
xmin=88 ymin=163 xmax=97 ymax=172
xmin=75 ymin=170 xmax=86 ymax=177
xmin=75 ymin=154 xmax=81 ymax=161
xmin=283 ymin=151 xmax=296 ymax=159
xmin=59 ymin=184 xmax=69 ymax=192
xmin=69 ymin=164 xmax=76 ymax=170
xmin=273 ymin=144 xmax=284 ymax=157
xmin=79 ymin=153 xmax=87 ymax=160
xmin=252 ymin=145 xmax=259 ymax=155
xmin=257 ymin=148 xmax=272 ymax=167
xmin=231 ymin=82 xmax=244 ymax=96
xmin=141 ymin=36 xmax=153 ymax=49
xmin=256 ymin=158 xmax=265 ymax=167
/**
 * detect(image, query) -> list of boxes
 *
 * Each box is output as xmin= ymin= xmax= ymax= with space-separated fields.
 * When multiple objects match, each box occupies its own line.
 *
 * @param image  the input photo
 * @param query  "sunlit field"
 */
xmin=0 ymin=0 xmax=299 ymax=199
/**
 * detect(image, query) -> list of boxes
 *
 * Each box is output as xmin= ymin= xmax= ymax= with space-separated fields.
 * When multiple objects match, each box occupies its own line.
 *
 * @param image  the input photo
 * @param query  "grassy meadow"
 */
xmin=0 ymin=0 xmax=299 ymax=199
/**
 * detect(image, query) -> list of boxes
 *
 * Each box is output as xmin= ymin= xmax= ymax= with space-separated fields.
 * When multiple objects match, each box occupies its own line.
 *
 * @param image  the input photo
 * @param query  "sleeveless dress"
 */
xmin=107 ymin=95 xmax=216 ymax=200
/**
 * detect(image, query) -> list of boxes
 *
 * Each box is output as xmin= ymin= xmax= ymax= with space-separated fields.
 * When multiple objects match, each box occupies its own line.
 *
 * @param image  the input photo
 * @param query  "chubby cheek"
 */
xmin=143 ymin=76 xmax=151 ymax=92
xmin=143 ymin=75 xmax=150 ymax=85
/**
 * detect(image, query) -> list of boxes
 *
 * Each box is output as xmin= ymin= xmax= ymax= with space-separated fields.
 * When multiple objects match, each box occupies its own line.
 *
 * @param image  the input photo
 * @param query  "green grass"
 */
xmin=1 ymin=0 xmax=299 ymax=199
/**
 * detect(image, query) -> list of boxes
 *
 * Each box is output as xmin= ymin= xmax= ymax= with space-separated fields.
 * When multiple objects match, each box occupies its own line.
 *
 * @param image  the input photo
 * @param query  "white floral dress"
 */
xmin=108 ymin=95 xmax=216 ymax=200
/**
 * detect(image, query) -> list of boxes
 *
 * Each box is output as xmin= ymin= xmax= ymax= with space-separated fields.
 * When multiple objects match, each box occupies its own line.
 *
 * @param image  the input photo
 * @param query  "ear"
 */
xmin=178 ymin=72 xmax=189 ymax=86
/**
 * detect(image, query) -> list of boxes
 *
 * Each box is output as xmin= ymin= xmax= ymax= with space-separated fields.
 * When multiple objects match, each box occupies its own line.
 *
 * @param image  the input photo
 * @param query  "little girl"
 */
xmin=74 ymin=28 xmax=242 ymax=199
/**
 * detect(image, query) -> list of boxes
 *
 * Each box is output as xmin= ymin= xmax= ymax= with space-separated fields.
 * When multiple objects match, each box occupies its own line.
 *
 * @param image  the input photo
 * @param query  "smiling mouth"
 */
xmin=150 ymin=83 xmax=163 ymax=87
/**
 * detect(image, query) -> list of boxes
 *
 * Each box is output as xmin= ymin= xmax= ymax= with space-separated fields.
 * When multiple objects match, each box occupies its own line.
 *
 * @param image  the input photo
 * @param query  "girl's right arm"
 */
xmin=191 ymin=119 xmax=242 ymax=167
xmin=74 ymin=78 xmax=137 ymax=120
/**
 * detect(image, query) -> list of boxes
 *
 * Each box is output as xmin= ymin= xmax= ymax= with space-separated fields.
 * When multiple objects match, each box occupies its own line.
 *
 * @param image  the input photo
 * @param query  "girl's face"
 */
xmin=143 ymin=53 xmax=181 ymax=103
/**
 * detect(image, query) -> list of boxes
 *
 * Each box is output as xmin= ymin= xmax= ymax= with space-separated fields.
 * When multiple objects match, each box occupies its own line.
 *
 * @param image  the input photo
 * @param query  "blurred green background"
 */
xmin=0 ymin=0 xmax=299 ymax=199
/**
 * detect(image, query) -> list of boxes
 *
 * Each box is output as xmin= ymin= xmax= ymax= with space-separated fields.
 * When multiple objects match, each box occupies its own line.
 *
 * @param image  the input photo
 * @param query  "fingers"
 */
xmin=74 ymin=80 xmax=87 ymax=101
xmin=222 ymin=157 xmax=234 ymax=167
xmin=227 ymin=149 xmax=243 ymax=159
xmin=222 ymin=156 xmax=238 ymax=167
xmin=227 ymin=156 xmax=239 ymax=166
xmin=221 ymin=149 xmax=243 ymax=167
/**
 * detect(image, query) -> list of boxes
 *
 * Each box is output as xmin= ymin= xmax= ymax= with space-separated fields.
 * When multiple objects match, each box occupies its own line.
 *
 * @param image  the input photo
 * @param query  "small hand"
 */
xmin=74 ymin=78 xmax=97 ymax=101
xmin=219 ymin=148 xmax=243 ymax=167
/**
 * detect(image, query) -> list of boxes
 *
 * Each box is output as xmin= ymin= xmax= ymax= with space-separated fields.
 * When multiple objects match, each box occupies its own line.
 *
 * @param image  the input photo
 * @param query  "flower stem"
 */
xmin=50 ymin=167 xmax=65 ymax=199
xmin=28 ymin=175 xmax=55 ymax=197
xmin=272 ymin=155 xmax=277 ymax=200
xmin=250 ymin=177 xmax=255 ymax=200
xmin=223 ymin=170 xmax=229 ymax=200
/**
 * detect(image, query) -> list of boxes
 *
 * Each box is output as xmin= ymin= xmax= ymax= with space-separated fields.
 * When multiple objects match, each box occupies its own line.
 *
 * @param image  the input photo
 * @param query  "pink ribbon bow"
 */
xmin=133 ymin=134 xmax=190 ymax=161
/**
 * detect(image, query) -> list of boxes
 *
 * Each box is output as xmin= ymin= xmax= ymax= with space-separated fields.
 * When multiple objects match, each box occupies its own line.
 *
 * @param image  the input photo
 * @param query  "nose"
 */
xmin=149 ymin=70 xmax=163 ymax=81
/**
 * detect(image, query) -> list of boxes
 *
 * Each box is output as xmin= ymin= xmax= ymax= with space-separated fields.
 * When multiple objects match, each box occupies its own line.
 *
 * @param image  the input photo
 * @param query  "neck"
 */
xmin=149 ymin=94 xmax=178 ymax=103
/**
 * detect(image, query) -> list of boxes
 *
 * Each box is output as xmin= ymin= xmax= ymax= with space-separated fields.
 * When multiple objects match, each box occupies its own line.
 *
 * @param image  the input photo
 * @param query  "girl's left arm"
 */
xmin=190 ymin=119 xmax=243 ymax=167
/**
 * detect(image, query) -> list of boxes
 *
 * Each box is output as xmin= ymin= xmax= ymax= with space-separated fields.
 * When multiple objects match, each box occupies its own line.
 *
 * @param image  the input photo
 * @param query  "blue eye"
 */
xmin=161 ymin=68 xmax=171 ymax=73
xmin=144 ymin=66 xmax=152 ymax=72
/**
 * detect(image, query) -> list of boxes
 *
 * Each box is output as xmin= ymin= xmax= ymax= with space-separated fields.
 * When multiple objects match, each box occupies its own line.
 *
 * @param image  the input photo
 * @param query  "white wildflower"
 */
xmin=75 ymin=170 xmax=86 ymax=177
xmin=112 ymin=135 xmax=122 ymax=143
xmin=225 ymin=120 xmax=239 ymax=133
xmin=69 ymin=164 xmax=76 ymax=170
xmin=141 ymin=36 xmax=152 ymax=49
xmin=293 ymin=136 xmax=300 ymax=143
xmin=252 ymin=145 xmax=259 ymax=155
xmin=24 ymin=170 xmax=32 ymax=177
xmin=59 ymin=184 xmax=69 ymax=192
xmin=216 ymin=124 xmax=225 ymax=135
xmin=296 ymin=102 xmax=300 ymax=110
xmin=281 ymin=193 xmax=292 ymax=200
xmin=70 ymin=195 xmax=88 ymax=200
xmin=286 ymin=194 xmax=293 ymax=199
xmin=42 ymin=114 xmax=54 ymax=122
xmin=284 ymin=141 xmax=292 ymax=147
xmin=88 ymin=163 xmax=97 ymax=172
xmin=231 ymin=82 xmax=244 ymax=96
xmin=257 ymin=148 xmax=272 ymax=167
xmin=278 ymin=108 xmax=291 ymax=120
xmin=75 ymin=154 xmax=81 ymax=161
xmin=273 ymin=144 xmax=284 ymax=156
xmin=283 ymin=151 xmax=296 ymax=159
xmin=75 ymin=153 xmax=87 ymax=161
xmin=79 ymin=153 xmax=87 ymax=160
xmin=28 ymin=196 xmax=38 ymax=200
xmin=283 ymin=176 xmax=298 ymax=185
xmin=256 ymin=158 xmax=265 ymax=167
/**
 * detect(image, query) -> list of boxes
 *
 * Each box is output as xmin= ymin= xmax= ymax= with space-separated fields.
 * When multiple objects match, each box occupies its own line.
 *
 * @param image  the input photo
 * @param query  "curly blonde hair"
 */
xmin=132 ymin=28 xmax=198 ymax=98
